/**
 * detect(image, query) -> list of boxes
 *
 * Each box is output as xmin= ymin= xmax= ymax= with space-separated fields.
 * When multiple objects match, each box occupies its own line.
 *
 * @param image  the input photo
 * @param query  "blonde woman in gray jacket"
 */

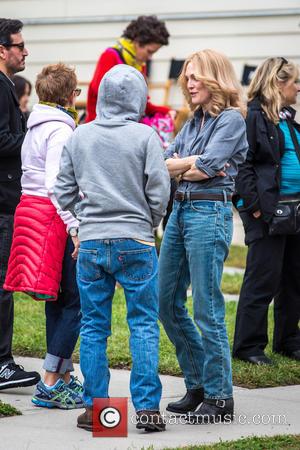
xmin=159 ymin=49 xmax=248 ymax=424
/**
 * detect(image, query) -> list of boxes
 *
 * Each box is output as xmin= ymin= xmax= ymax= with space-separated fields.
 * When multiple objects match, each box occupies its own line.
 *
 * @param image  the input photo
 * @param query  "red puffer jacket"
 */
xmin=4 ymin=194 xmax=68 ymax=301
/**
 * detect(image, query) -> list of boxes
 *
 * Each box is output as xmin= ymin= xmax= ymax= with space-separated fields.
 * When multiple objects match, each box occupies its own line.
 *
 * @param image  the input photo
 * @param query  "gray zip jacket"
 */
xmin=54 ymin=65 xmax=170 ymax=242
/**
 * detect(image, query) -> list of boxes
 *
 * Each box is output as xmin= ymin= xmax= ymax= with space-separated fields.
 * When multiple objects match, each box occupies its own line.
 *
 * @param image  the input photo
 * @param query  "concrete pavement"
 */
xmin=232 ymin=211 xmax=245 ymax=246
xmin=0 ymin=356 xmax=299 ymax=450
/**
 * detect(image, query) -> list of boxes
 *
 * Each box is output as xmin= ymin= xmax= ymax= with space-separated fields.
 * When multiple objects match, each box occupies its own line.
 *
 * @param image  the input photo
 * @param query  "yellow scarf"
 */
xmin=113 ymin=38 xmax=145 ymax=72
xmin=39 ymin=101 xmax=79 ymax=125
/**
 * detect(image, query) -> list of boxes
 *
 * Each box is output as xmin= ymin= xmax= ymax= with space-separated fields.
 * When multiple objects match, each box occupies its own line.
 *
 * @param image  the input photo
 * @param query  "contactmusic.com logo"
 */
xmin=93 ymin=398 xmax=128 ymax=437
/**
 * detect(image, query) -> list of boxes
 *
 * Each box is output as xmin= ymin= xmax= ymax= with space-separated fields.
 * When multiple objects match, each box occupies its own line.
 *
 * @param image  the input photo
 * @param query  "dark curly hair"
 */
xmin=0 ymin=18 xmax=23 ymax=46
xmin=123 ymin=15 xmax=169 ymax=46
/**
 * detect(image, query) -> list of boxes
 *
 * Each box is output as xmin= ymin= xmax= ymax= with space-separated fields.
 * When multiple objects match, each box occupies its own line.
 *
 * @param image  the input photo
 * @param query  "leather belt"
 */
xmin=174 ymin=191 xmax=232 ymax=202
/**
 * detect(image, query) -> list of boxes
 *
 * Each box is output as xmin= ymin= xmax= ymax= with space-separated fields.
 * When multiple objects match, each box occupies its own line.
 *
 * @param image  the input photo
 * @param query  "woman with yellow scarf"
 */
xmin=85 ymin=15 xmax=172 ymax=123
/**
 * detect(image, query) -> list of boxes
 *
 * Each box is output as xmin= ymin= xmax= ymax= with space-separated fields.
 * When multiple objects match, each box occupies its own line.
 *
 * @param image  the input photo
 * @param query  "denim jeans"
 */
xmin=77 ymin=239 xmax=162 ymax=411
xmin=159 ymin=195 xmax=233 ymax=399
xmin=0 ymin=214 xmax=14 ymax=366
xmin=44 ymin=237 xmax=81 ymax=374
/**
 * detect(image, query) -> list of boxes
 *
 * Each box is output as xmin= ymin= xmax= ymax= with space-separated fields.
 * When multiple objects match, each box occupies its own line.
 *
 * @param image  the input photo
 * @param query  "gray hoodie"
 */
xmin=54 ymin=65 xmax=170 ymax=242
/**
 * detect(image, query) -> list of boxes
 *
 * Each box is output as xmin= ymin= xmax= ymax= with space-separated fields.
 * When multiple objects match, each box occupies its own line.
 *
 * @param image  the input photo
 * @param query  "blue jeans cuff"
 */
xmin=43 ymin=353 xmax=74 ymax=374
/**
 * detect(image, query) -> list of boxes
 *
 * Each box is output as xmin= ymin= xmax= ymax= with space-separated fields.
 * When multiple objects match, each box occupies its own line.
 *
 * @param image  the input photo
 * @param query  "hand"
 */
xmin=253 ymin=210 xmax=261 ymax=219
xmin=216 ymin=162 xmax=230 ymax=177
xmin=182 ymin=161 xmax=230 ymax=181
xmin=71 ymin=236 xmax=80 ymax=260
xmin=182 ymin=164 xmax=209 ymax=181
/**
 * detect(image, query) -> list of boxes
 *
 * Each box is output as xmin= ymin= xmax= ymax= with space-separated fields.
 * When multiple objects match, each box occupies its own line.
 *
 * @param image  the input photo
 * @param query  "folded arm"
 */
xmin=166 ymin=154 xmax=199 ymax=177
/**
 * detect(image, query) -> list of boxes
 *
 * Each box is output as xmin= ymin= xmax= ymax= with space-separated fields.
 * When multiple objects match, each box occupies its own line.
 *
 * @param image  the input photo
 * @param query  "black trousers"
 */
xmin=233 ymin=213 xmax=300 ymax=357
xmin=0 ymin=214 xmax=14 ymax=366
xmin=45 ymin=237 xmax=81 ymax=360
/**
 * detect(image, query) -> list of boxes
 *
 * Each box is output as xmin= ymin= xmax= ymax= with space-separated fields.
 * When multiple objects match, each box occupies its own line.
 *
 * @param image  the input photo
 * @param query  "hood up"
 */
xmin=27 ymin=103 xmax=76 ymax=130
xmin=95 ymin=64 xmax=147 ymax=124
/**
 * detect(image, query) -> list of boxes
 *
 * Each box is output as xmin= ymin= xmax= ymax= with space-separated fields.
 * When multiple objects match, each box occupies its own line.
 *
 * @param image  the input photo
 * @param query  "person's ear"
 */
xmin=67 ymin=91 xmax=76 ymax=107
xmin=0 ymin=44 xmax=7 ymax=60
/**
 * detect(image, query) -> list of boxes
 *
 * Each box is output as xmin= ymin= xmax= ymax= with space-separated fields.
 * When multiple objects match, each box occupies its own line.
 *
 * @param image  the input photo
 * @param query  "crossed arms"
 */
xmin=166 ymin=153 xmax=227 ymax=181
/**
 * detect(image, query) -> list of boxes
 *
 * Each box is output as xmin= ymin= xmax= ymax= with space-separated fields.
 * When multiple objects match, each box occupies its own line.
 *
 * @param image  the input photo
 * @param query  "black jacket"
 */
xmin=234 ymin=98 xmax=300 ymax=223
xmin=0 ymin=71 xmax=25 ymax=214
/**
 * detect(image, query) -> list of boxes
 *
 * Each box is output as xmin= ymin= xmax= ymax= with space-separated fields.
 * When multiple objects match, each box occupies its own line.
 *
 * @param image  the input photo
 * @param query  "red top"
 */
xmin=85 ymin=48 xmax=170 ymax=123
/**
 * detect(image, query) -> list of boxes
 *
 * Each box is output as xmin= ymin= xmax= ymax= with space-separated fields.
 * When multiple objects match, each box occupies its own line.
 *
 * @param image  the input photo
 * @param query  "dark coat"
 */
xmin=234 ymin=98 xmax=300 ymax=224
xmin=233 ymin=99 xmax=300 ymax=245
xmin=0 ymin=71 xmax=25 ymax=214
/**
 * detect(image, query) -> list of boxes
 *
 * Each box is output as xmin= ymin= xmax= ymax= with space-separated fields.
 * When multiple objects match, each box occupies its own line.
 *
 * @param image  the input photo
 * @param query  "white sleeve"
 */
xmin=45 ymin=126 xmax=79 ymax=231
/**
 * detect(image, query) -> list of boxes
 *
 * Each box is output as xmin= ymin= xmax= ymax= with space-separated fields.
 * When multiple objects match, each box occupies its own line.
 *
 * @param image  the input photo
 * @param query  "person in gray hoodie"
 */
xmin=54 ymin=64 xmax=170 ymax=432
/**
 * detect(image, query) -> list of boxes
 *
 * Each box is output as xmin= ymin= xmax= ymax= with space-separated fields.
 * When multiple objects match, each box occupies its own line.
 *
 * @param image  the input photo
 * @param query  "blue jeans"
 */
xmin=77 ymin=239 xmax=162 ymax=411
xmin=159 ymin=196 xmax=233 ymax=399
xmin=44 ymin=237 xmax=81 ymax=374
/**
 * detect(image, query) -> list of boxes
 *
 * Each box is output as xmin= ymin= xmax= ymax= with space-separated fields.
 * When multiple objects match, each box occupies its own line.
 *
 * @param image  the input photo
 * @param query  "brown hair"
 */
xmin=179 ymin=49 xmax=246 ymax=117
xmin=123 ymin=15 xmax=169 ymax=46
xmin=35 ymin=63 xmax=77 ymax=106
xmin=248 ymin=57 xmax=299 ymax=124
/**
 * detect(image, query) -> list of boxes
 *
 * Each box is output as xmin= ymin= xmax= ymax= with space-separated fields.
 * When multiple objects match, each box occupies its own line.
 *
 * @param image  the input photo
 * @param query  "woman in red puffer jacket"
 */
xmin=4 ymin=63 xmax=84 ymax=410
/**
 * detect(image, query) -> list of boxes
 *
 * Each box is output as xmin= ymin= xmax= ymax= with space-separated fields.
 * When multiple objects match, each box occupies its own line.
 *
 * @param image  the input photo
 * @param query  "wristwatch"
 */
xmin=69 ymin=227 xmax=79 ymax=237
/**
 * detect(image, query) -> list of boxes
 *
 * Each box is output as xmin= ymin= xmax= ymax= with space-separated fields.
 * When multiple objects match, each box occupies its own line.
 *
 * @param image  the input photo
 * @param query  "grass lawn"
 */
xmin=0 ymin=401 xmax=21 ymax=418
xmin=225 ymin=245 xmax=247 ymax=269
xmin=221 ymin=273 xmax=243 ymax=295
xmin=13 ymin=283 xmax=299 ymax=389
xmin=156 ymin=434 xmax=300 ymax=450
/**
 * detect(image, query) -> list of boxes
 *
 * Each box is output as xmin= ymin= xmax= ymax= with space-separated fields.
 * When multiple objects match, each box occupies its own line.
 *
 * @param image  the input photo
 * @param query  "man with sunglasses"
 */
xmin=0 ymin=18 xmax=40 ymax=389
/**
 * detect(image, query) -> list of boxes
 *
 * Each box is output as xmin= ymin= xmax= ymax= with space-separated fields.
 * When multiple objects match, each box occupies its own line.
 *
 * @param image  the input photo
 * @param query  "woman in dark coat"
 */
xmin=233 ymin=57 xmax=300 ymax=364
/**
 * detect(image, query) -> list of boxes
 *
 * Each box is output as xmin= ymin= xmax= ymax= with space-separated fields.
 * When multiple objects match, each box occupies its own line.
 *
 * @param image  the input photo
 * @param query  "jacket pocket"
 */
xmin=0 ymin=170 xmax=21 ymax=213
xmin=239 ymin=211 xmax=266 ymax=245
xmin=0 ymin=169 xmax=21 ymax=182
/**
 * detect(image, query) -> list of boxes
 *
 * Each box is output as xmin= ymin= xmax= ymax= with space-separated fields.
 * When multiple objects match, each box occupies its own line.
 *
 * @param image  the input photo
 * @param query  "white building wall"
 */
xmin=1 ymin=1 xmax=300 ymax=108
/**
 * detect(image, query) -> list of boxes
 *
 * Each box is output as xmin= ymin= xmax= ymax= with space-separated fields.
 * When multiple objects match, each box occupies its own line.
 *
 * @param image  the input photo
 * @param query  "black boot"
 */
xmin=166 ymin=388 xmax=204 ymax=414
xmin=136 ymin=410 xmax=166 ymax=432
xmin=187 ymin=398 xmax=234 ymax=424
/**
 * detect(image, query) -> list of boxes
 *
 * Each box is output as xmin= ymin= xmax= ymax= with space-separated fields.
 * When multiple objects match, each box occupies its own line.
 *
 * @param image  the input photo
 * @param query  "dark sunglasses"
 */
xmin=0 ymin=41 xmax=25 ymax=51
xmin=277 ymin=57 xmax=288 ymax=74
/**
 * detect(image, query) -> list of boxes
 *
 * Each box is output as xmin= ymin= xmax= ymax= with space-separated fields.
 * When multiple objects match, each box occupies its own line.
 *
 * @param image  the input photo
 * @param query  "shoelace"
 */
xmin=69 ymin=376 xmax=83 ymax=394
xmin=6 ymin=363 xmax=24 ymax=371
xmin=50 ymin=383 xmax=79 ymax=407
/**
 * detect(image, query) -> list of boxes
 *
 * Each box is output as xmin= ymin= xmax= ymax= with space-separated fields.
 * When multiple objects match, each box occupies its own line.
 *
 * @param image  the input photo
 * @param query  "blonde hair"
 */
xmin=35 ymin=63 xmax=77 ymax=106
xmin=248 ymin=57 xmax=298 ymax=124
xmin=179 ymin=49 xmax=246 ymax=117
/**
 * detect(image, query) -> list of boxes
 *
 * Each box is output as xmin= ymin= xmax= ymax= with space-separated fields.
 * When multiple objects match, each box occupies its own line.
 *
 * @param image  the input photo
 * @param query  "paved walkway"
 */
xmin=0 ymin=357 xmax=299 ymax=450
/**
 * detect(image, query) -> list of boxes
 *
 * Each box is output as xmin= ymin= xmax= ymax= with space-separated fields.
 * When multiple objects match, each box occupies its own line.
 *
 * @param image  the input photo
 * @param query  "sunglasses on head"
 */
xmin=277 ymin=57 xmax=288 ymax=74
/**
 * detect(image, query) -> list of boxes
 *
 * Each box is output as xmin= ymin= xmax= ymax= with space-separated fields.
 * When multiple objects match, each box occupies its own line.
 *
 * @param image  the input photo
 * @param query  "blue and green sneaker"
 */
xmin=32 ymin=379 xmax=84 ymax=409
xmin=68 ymin=375 xmax=84 ymax=395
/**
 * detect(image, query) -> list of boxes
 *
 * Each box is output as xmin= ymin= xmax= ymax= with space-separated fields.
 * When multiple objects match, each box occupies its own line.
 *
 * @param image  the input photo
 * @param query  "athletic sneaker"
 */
xmin=32 ymin=379 xmax=84 ymax=409
xmin=68 ymin=375 xmax=84 ymax=395
xmin=0 ymin=363 xmax=40 ymax=390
